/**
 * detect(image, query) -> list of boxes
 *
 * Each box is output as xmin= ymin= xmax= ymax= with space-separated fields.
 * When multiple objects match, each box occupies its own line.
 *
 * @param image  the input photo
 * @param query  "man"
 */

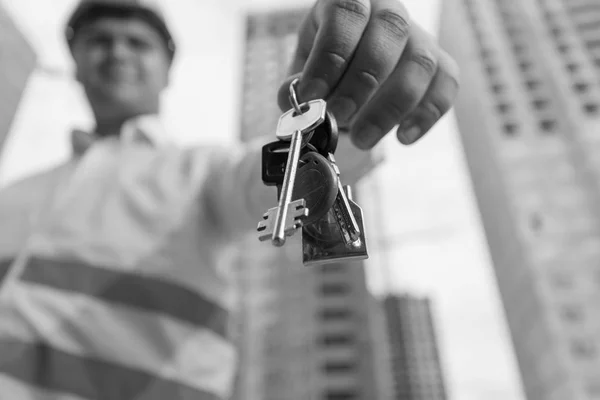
xmin=0 ymin=0 xmax=459 ymax=399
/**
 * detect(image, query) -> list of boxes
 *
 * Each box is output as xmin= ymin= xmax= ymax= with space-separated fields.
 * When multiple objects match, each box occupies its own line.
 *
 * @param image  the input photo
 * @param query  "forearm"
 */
xmin=203 ymin=137 xmax=276 ymax=240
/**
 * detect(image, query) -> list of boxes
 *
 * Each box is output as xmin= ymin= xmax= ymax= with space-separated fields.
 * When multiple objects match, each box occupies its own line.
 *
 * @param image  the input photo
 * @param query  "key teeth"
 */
xmin=295 ymin=207 xmax=309 ymax=220
xmin=294 ymin=209 xmax=309 ymax=231
xmin=257 ymin=207 xmax=278 ymax=238
xmin=256 ymin=201 xmax=309 ymax=242
xmin=258 ymin=233 xmax=273 ymax=242
xmin=291 ymin=205 xmax=309 ymax=224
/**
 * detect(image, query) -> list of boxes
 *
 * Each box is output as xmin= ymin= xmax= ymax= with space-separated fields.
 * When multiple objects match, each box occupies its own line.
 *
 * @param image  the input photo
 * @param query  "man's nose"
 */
xmin=107 ymin=39 xmax=131 ymax=60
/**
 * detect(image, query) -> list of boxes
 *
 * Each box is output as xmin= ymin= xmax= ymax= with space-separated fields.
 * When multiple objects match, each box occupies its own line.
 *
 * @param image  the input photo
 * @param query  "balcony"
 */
xmin=568 ymin=11 xmax=600 ymax=30
xmin=563 ymin=0 xmax=600 ymax=14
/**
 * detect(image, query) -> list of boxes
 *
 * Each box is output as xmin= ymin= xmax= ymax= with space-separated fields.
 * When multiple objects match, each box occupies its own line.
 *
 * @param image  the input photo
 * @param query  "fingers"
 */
xmin=396 ymin=51 xmax=460 ymax=145
xmin=286 ymin=6 xmax=318 ymax=77
xmin=278 ymin=0 xmax=461 ymax=149
xmin=350 ymin=24 xmax=440 ymax=149
xmin=291 ymin=0 xmax=372 ymax=102
xmin=327 ymin=0 xmax=411 ymax=126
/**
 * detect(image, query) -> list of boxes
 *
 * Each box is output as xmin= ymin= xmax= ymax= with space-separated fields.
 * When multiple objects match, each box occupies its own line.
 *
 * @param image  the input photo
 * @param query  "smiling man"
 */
xmin=67 ymin=1 xmax=175 ymax=139
xmin=0 ymin=0 xmax=459 ymax=399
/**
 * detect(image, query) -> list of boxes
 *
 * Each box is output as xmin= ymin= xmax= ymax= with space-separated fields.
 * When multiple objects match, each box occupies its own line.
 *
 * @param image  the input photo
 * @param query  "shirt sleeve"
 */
xmin=201 ymin=134 xmax=384 ymax=241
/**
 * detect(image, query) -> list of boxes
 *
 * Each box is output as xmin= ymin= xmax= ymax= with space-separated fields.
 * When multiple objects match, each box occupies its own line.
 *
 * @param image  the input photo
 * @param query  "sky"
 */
xmin=0 ymin=0 xmax=526 ymax=399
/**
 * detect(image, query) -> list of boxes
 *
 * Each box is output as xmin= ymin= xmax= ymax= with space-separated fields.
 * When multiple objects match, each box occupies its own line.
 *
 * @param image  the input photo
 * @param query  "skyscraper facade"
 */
xmin=232 ymin=8 xmax=389 ymax=400
xmin=0 ymin=4 xmax=36 ymax=159
xmin=383 ymin=295 xmax=447 ymax=400
xmin=440 ymin=0 xmax=600 ymax=399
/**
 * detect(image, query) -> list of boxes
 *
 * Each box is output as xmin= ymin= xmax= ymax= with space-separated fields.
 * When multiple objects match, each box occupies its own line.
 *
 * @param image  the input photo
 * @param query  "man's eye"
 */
xmin=129 ymin=38 xmax=151 ymax=51
xmin=86 ymin=35 xmax=111 ymax=47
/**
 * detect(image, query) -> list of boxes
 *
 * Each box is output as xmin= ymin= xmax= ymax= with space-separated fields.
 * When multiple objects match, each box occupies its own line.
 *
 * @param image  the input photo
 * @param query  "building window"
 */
xmin=584 ymin=103 xmax=599 ymax=114
xmin=530 ymin=212 xmax=544 ymax=233
xmin=585 ymin=38 xmax=600 ymax=49
xmin=503 ymin=122 xmax=519 ymax=136
xmin=566 ymin=62 xmax=581 ymax=73
xmin=543 ymin=8 xmax=556 ymax=22
xmin=566 ymin=2 xmax=600 ymax=13
xmin=540 ymin=119 xmax=557 ymax=132
xmin=320 ymin=283 xmax=350 ymax=296
xmin=571 ymin=339 xmax=597 ymax=359
xmin=550 ymin=26 xmax=563 ymax=37
xmin=320 ymin=264 xmax=344 ymax=273
xmin=322 ymin=361 xmax=355 ymax=374
xmin=265 ymin=369 xmax=283 ymax=386
xmin=320 ymin=333 xmax=355 ymax=347
xmin=574 ymin=82 xmax=590 ymax=93
xmin=491 ymin=82 xmax=506 ymax=93
xmin=322 ymin=390 xmax=357 ymax=400
xmin=513 ymin=43 xmax=527 ymax=54
xmin=557 ymin=43 xmax=572 ymax=54
xmin=561 ymin=305 xmax=584 ymax=323
xmin=497 ymin=102 xmax=512 ymax=113
xmin=578 ymin=20 xmax=600 ymax=31
xmin=587 ymin=382 xmax=600 ymax=397
xmin=519 ymin=60 xmax=533 ymax=72
xmin=319 ymin=308 xmax=352 ymax=321
xmin=485 ymin=65 xmax=498 ymax=76
xmin=506 ymin=26 xmax=525 ymax=39
xmin=480 ymin=48 xmax=494 ymax=61
xmin=525 ymin=79 xmax=542 ymax=90
xmin=532 ymin=98 xmax=549 ymax=110
xmin=498 ymin=7 xmax=512 ymax=18
xmin=551 ymin=272 xmax=573 ymax=289
xmin=474 ymin=27 xmax=486 ymax=43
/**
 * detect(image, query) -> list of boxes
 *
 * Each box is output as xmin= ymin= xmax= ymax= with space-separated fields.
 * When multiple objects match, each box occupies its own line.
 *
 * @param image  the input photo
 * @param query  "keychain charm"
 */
xmin=302 ymin=188 xmax=368 ymax=265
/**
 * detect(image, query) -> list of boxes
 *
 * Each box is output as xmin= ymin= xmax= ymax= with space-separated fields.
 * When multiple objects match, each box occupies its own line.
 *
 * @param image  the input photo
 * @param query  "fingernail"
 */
xmin=299 ymin=79 xmax=329 ymax=101
xmin=352 ymin=122 xmax=381 ymax=150
xmin=328 ymin=97 xmax=356 ymax=125
xmin=398 ymin=122 xmax=422 ymax=144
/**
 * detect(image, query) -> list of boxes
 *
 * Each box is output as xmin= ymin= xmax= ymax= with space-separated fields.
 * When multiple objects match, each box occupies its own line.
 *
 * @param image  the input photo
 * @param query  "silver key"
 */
xmin=257 ymin=100 xmax=327 ymax=246
xmin=327 ymin=153 xmax=362 ymax=247
xmin=276 ymin=99 xmax=326 ymax=141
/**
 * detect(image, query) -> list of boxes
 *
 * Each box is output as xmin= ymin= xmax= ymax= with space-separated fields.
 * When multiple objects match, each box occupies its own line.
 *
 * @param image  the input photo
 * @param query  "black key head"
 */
xmin=261 ymin=139 xmax=319 ymax=187
xmin=308 ymin=110 xmax=339 ymax=156
xmin=261 ymin=140 xmax=289 ymax=187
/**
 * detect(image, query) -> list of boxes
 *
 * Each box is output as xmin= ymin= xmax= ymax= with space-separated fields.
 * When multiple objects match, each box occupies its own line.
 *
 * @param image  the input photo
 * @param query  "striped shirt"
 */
xmin=0 ymin=115 xmax=380 ymax=400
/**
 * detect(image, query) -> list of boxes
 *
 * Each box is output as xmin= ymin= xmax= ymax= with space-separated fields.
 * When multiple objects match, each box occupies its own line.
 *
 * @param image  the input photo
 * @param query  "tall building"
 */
xmin=231 ymin=8 xmax=389 ymax=400
xmin=0 ymin=4 xmax=36 ymax=158
xmin=440 ymin=0 xmax=600 ymax=399
xmin=383 ymin=295 xmax=448 ymax=400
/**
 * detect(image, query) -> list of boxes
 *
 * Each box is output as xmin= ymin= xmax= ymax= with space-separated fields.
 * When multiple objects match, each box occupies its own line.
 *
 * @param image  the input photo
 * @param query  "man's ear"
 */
xmin=75 ymin=65 xmax=84 ymax=83
xmin=71 ymin=46 xmax=84 ymax=83
xmin=161 ymin=64 xmax=171 ymax=89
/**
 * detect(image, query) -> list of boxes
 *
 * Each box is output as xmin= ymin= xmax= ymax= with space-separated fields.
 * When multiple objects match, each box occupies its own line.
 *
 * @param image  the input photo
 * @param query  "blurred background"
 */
xmin=2 ymin=0 xmax=599 ymax=399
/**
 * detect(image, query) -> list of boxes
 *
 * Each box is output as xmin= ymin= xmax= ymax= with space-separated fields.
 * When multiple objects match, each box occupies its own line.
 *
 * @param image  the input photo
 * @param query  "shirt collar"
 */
xmin=71 ymin=114 xmax=169 ymax=156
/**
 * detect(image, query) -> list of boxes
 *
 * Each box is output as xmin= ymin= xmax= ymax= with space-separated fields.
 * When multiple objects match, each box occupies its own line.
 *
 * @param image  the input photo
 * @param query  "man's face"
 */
xmin=72 ymin=16 xmax=171 ymax=120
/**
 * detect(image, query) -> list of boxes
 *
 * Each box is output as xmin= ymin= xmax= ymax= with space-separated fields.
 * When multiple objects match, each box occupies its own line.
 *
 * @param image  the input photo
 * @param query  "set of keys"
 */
xmin=257 ymin=79 xmax=368 ymax=266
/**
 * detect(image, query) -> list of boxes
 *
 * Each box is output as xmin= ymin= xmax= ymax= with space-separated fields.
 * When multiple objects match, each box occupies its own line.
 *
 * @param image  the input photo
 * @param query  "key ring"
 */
xmin=288 ymin=78 xmax=304 ymax=115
